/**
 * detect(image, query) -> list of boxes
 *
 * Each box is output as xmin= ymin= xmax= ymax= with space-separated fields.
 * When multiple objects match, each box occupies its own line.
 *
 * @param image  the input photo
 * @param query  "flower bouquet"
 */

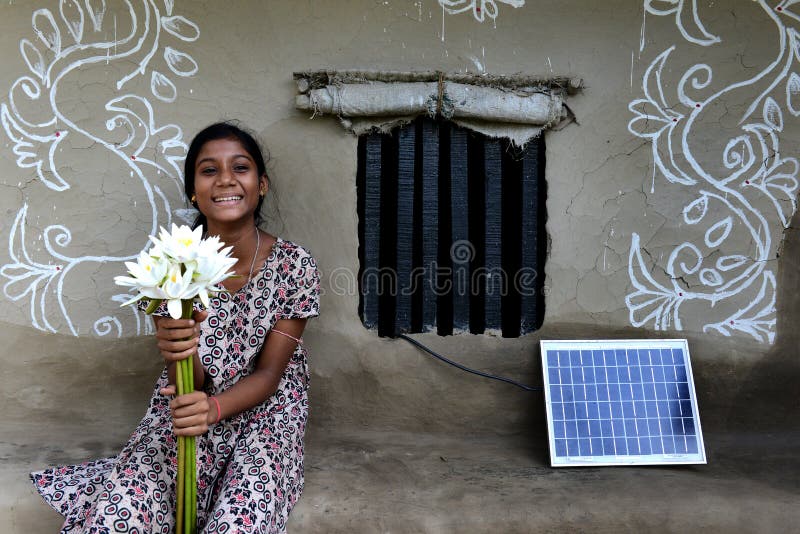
xmin=115 ymin=224 xmax=237 ymax=534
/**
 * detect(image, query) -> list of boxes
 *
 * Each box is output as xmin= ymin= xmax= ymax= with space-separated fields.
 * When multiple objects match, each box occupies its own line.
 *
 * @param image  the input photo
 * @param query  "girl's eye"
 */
xmin=200 ymin=167 xmax=216 ymax=175
xmin=234 ymin=165 xmax=249 ymax=172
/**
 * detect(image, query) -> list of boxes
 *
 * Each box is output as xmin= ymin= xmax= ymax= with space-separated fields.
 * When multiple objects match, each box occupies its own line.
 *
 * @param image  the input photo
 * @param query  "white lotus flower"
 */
xmin=116 ymin=225 xmax=237 ymax=317
xmin=151 ymin=224 xmax=204 ymax=264
xmin=114 ymin=251 xmax=170 ymax=306
xmin=163 ymin=264 xmax=203 ymax=319
xmin=193 ymin=250 xmax=237 ymax=308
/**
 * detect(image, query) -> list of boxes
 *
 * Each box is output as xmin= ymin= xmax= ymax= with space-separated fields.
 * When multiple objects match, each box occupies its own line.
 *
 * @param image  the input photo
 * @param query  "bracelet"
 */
xmin=271 ymin=328 xmax=303 ymax=345
xmin=209 ymin=396 xmax=221 ymax=424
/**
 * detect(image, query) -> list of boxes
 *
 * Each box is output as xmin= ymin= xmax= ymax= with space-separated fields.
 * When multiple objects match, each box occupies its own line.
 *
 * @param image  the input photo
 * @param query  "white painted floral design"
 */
xmin=0 ymin=0 xmax=200 ymax=336
xmin=627 ymin=1 xmax=799 ymax=343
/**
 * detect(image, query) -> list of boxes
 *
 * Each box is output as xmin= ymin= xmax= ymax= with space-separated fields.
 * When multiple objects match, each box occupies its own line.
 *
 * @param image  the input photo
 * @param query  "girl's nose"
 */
xmin=217 ymin=166 xmax=235 ymax=184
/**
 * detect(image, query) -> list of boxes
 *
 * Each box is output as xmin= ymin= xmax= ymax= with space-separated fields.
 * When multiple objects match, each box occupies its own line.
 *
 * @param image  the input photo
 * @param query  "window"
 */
xmin=356 ymin=117 xmax=547 ymax=338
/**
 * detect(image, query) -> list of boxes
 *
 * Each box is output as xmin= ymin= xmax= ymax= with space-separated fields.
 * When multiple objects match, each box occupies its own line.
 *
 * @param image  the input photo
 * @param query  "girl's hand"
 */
xmin=159 ymin=385 xmax=212 ymax=436
xmin=154 ymin=309 xmax=208 ymax=365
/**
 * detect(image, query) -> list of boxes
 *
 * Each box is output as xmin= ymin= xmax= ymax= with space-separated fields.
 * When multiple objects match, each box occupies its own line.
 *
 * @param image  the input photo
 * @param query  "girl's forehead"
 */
xmin=197 ymin=138 xmax=253 ymax=160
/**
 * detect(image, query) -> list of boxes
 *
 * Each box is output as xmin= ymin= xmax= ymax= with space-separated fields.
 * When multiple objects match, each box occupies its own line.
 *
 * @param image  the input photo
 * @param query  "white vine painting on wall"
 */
xmin=437 ymin=0 xmax=524 ymax=23
xmin=627 ymin=0 xmax=800 ymax=343
xmin=0 ymin=0 xmax=200 ymax=337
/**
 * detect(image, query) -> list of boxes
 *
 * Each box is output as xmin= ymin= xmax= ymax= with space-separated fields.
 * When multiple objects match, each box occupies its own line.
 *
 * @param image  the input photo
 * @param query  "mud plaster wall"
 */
xmin=0 ymin=0 xmax=798 ymax=445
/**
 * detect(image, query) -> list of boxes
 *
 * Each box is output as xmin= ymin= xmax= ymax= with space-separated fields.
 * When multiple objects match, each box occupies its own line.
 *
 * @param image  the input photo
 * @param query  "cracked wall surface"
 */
xmin=0 ymin=4 xmax=799 ymax=515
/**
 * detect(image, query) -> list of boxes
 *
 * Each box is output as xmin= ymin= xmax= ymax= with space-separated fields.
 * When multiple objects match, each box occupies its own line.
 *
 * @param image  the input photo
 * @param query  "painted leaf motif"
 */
xmin=716 ymin=255 xmax=749 ymax=272
xmin=786 ymin=72 xmax=800 ymax=117
xmin=164 ymin=0 xmax=175 ymax=16
xmin=151 ymin=71 xmax=177 ymax=103
xmin=84 ymin=0 xmax=106 ymax=31
xmin=763 ymin=97 xmax=783 ymax=131
xmin=683 ymin=195 xmax=708 ymax=224
xmin=164 ymin=47 xmax=198 ymax=77
xmin=20 ymin=39 xmax=46 ymax=81
xmin=699 ymin=268 xmax=723 ymax=287
xmin=32 ymin=9 xmax=61 ymax=53
xmin=161 ymin=16 xmax=200 ymax=41
xmin=705 ymin=216 xmax=733 ymax=248
xmin=59 ymin=0 xmax=84 ymax=44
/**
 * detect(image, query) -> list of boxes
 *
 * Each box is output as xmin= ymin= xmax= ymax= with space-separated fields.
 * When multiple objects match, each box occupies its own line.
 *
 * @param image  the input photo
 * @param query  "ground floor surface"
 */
xmin=3 ymin=422 xmax=797 ymax=533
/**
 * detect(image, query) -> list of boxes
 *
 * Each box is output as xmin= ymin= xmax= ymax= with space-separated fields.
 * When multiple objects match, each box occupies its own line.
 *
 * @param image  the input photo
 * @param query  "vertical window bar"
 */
xmin=484 ymin=138 xmax=503 ymax=332
xmin=450 ymin=127 xmax=470 ymax=332
xmin=395 ymin=125 xmax=415 ymax=334
xmin=520 ymin=137 xmax=540 ymax=333
xmin=362 ymin=135 xmax=382 ymax=329
xmin=421 ymin=119 xmax=439 ymax=331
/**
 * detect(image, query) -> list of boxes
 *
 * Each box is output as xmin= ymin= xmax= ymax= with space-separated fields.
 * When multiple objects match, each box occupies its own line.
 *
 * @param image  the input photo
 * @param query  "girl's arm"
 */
xmin=166 ymin=317 xmax=308 ymax=437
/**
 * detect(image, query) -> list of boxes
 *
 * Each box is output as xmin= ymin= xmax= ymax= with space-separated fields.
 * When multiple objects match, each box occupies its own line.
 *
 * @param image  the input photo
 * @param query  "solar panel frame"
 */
xmin=540 ymin=339 xmax=706 ymax=467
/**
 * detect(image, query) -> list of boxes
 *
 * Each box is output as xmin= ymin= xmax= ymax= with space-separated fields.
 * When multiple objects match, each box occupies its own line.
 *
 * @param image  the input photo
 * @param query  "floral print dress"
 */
xmin=31 ymin=238 xmax=320 ymax=534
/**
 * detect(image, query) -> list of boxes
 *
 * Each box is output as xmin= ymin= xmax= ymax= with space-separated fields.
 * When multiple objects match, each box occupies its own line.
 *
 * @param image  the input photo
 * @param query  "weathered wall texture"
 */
xmin=1 ymin=0 xmax=798 ymax=529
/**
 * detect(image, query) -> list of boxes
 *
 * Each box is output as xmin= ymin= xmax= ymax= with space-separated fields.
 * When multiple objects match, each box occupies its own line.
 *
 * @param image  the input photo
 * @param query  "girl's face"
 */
xmin=193 ymin=138 xmax=266 ymax=229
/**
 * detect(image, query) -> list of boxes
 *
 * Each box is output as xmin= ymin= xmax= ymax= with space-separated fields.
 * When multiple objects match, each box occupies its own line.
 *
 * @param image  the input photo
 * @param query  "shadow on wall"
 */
xmin=729 ymin=206 xmax=800 ymax=433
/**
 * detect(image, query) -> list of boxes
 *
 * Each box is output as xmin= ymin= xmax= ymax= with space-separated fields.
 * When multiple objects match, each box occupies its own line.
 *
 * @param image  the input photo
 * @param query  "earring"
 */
xmin=190 ymin=194 xmax=196 ymax=203
xmin=259 ymin=189 xmax=266 ymax=197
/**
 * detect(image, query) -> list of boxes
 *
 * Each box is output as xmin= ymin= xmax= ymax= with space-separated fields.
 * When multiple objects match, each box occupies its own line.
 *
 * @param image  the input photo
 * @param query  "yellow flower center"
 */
xmin=179 ymin=238 xmax=193 ymax=247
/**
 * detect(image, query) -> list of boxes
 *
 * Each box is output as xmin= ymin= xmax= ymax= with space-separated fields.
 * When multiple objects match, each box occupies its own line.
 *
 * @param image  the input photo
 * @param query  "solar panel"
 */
xmin=540 ymin=339 xmax=706 ymax=467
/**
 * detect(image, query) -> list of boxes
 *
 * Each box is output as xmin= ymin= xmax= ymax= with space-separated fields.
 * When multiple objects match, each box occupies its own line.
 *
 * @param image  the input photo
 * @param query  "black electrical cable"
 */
xmin=396 ymin=334 xmax=543 ymax=392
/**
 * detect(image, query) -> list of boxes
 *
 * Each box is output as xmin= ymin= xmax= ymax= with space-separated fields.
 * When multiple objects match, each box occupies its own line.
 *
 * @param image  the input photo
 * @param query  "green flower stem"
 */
xmin=176 ymin=358 xmax=185 ymax=534
xmin=179 ymin=299 xmax=197 ymax=534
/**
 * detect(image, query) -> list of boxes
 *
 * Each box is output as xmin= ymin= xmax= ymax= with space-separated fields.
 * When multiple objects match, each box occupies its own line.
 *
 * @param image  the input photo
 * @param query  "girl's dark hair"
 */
xmin=184 ymin=122 xmax=269 ymax=231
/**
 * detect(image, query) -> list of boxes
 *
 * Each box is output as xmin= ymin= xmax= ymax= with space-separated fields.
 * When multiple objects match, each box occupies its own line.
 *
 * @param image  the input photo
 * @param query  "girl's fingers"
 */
xmin=155 ymin=325 xmax=199 ymax=341
xmin=160 ymin=385 xmax=176 ymax=396
xmin=173 ymin=423 xmax=209 ymax=437
xmin=157 ymin=338 xmax=198 ymax=354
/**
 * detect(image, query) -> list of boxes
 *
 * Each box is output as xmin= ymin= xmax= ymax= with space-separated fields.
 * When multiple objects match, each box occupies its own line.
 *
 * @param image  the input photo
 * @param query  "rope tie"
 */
xmin=436 ymin=71 xmax=445 ymax=117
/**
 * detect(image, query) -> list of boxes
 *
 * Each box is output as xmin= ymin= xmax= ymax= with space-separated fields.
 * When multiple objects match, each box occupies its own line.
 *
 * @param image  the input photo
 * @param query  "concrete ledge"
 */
xmin=6 ymin=423 xmax=798 ymax=533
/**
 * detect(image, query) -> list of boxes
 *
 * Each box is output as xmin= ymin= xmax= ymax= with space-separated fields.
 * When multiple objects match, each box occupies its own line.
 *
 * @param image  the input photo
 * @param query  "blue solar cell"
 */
xmin=548 ymin=367 xmax=560 ymax=384
xmin=571 ymin=367 xmax=583 ymax=385
xmin=683 ymin=417 xmax=695 ymax=435
xmin=569 ymin=350 xmax=581 ymax=366
xmin=589 ymin=419 xmax=601 ymax=437
xmin=686 ymin=438 xmax=698 ymax=454
xmin=555 ymin=439 xmax=567 ymax=456
xmin=672 ymin=348 xmax=684 ymax=364
xmin=592 ymin=350 xmax=604 ymax=366
xmin=647 ymin=418 xmax=661 ymax=436
xmin=547 ymin=351 xmax=559 ymax=367
xmin=566 ymin=421 xmax=578 ymax=439
xmin=600 ymin=419 xmax=612 ymax=436
xmin=558 ymin=350 xmax=570 ymax=367
xmin=599 ymin=403 xmax=611 ymax=420
xmin=629 ymin=366 xmax=642 ymax=383
xmin=554 ymin=421 xmax=566 ymax=438
xmin=550 ymin=387 xmax=562 ymax=402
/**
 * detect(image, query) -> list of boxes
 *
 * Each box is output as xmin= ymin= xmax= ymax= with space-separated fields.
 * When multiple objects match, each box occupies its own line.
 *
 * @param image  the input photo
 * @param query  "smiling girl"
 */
xmin=31 ymin=122 xmax=321 ymax=533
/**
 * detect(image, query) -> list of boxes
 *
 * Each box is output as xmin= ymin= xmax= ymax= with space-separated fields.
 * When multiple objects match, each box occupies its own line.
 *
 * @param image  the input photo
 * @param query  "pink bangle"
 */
xmin=209 ymin=396 xmax=221 ymax=424
xmin=271 ymin=328 xmax=303 ymax=345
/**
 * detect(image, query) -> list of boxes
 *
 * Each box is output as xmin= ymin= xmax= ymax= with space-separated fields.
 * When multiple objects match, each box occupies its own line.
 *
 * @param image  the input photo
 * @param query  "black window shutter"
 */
xmin=357 ymin=117 xmax=546 ymax=338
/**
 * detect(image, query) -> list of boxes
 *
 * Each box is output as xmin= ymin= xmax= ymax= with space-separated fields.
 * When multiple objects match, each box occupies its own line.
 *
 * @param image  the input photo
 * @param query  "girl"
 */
xmin=32 ymin=122 xmax=321 ymax=533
